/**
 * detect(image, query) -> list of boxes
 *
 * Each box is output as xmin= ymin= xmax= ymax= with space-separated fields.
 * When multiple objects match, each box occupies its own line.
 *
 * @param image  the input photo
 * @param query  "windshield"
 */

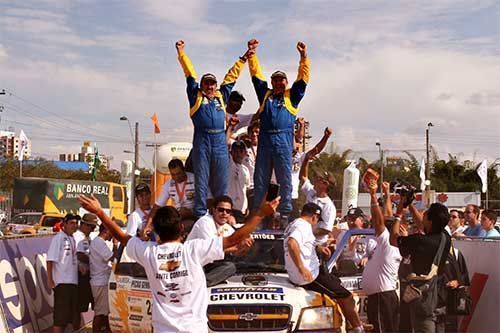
xmin=229 ymin=234 xmax=285 ymax=273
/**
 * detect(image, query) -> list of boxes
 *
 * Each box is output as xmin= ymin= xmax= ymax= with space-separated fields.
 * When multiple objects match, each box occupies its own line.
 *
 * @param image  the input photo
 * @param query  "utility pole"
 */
xmin=132 ymin=122 xmax=139 ymax=211
xmin=425 ymin=123 xmax=433 ymax=190
xmin=375 ymin=142 xmax=383 ymax=196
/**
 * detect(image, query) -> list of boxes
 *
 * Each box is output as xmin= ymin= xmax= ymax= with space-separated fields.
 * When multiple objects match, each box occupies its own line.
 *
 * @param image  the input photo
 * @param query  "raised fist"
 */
xmin=296 ymin=41 xmax=307 ymax=56
xmin=324 ymin=127 xmax=333 ymax=137
xmin=297 ymin=117 xmax=305 ymax=125
xmin=247 ymin=39 xmax=259 ymax=50
xmin=175 ymin=40 xmax=185 ymax=51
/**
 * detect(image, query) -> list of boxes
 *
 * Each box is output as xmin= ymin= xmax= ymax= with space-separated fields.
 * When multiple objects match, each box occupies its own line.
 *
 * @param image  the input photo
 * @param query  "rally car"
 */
xmin=107 ymin=229 xmax=375 ymax=332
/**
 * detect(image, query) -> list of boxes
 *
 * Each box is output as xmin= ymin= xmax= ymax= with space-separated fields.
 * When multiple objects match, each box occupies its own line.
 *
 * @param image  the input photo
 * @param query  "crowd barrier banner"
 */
xmin=0 ymin=235 xmax=55 ymax=333
xmin=454 ymin=239 xmax=500 ymax=333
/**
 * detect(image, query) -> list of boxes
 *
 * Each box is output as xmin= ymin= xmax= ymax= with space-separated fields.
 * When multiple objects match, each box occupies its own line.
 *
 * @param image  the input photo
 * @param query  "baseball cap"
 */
xmin=346 ymin=207 xmax=366 ymax=219
xmin=315 ymin=170 xmax=336 ymax=187
xmin=201 ymin=73 xmax=217 ymax=83
xmin=64 ymin=213 xmax=81 ymax=222
xmin=135 ymin=183 xmax=151 ymax=194
xmin=301 ymin=202 xmax=322 ymax=219
xmin=229 ymin=90 xmax=245 ymax=101
xmin=271 ymin=70 xmax=288 ymax=80
xmin=81 ymin=213 xmax=98 ymax=226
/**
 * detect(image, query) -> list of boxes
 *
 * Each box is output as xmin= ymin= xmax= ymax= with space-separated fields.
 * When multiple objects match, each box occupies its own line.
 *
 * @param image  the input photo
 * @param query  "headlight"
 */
xmin=295 ymin=306 xmax=334 ymax=331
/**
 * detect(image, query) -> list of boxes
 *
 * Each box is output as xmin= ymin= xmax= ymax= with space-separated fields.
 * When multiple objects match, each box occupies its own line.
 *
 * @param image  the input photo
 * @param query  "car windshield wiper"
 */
xmin=237 ymin=262 xmax=285 ymax=272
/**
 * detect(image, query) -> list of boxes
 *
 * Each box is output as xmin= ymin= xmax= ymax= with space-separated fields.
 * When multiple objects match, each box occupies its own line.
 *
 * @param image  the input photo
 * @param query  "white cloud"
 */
xmin=0 ymin=44 xmax=7 ymax=60
xmin=140 ymin=0 xmax=208 ymax=25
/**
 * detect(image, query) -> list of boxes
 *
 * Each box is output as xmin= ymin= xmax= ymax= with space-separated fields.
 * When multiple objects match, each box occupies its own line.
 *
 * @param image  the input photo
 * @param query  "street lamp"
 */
xmin=375 ymin=142 xmax=384 ymax=196
xmin=120 ymin=116 xmax=139 ymax=211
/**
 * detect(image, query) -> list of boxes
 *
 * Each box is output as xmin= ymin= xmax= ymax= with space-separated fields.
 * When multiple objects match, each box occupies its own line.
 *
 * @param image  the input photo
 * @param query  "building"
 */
xmin=386 ymin=156 xmax=410 ymax=171
xmin=0 ymin=130 xmax=31 ymax=160
xmin=59 ymin=141 xmax=110 ymax=169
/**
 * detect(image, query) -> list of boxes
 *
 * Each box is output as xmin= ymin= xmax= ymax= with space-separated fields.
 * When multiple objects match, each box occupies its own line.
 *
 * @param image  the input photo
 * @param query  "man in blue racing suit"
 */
xmin=176 ymin=40 xmax=254 ymax=217
xmin=247 ymin=38 xmax=310 ymax=215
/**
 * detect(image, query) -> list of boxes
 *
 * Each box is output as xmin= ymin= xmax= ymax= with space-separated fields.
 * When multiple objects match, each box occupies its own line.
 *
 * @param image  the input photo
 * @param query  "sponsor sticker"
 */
xmin=211 ymin=287 xmax=283 ymax=294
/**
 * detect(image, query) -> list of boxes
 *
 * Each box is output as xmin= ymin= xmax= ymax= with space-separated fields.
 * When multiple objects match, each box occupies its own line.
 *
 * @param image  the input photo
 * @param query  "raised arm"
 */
xmin=247 ymin=39 xmax=269 ymax=104
xmin=176 ymin=40 xmax=199 ymax=108
xmin=290 ymin=41 xmax=310 ymax=106
xmin=299 ymin=152 xmax=311 ymax=184
xmin=295 ymin=117 xmax=305 ymax=144
xmin=223 ymin=197 xmax=279 ymax=249
xmin=219 ymin=48 xmax=254 ymax=104
xmin=306 ymin=127 xmax=332 ymax=158
xmin=382 ymin=181 xmax=393 ymax=217
xmin=79 ymin=195 xmax=131 ymax=245
xmin=364 ymin=170 xmax=384 ymax=236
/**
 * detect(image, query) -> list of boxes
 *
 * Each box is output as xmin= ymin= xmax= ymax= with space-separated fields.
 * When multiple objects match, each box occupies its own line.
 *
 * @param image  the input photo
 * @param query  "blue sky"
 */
xmin=0 ymin=0 xmax=499 ymax=169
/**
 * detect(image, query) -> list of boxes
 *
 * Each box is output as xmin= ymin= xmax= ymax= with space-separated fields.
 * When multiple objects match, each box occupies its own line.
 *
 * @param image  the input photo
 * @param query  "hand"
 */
xmin=363 ymin=168 xmax=379 ymax=194
xmin=175 ymin=40 xmax=185 ymax=52
xmin=299 ymin=266 xmax=314 ymax=283
xmin=324 ymin=127 xmax=333 ymax=137
xmin=296 ymin=41 xmax=307 ymax=57
xmin=382 ymin=181 xmax=390 ymax=195
xmin=140 ymin=225 xmax=152 ymax=241
xmin=78 ymin=195 xmax=102 ymax=215
xmin=317 ymin=245 xmax=331 ymax=259
xmin=399 ymin=225 xmax=409 ymax=237
xmin=247 ymin=38 xmax=259 ymax=50
xmin=48 ymin=277 xmax=55 ymax=290
xmin=257 ymin=196 xmax=281 ymax=217
xmin=360 ymin=257 xmax=369 ymax=267
xmin=447 ymin=280 xmax=459 ymax=289
xmin=297 ymin=117 xmax=305 ymax=126
xmin=240 ymin=237 xmax=254 ymax=249
xmin=241 ymin=48 xmax=255 ymax=60
xmin=228 ymin=115 xmax=240 ymax=128
xmin=227 ymin=215 xmax=236 ymax=226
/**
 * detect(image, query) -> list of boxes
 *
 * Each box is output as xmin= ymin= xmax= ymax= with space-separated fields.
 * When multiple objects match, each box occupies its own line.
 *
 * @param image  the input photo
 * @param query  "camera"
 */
xmin=390 ymin=180 xmax=416 ymax=208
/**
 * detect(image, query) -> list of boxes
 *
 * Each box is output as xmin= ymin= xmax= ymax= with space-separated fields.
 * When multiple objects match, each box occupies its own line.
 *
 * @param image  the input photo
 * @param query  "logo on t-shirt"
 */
xmin=159 ymin=261 xmax=181 ymax=272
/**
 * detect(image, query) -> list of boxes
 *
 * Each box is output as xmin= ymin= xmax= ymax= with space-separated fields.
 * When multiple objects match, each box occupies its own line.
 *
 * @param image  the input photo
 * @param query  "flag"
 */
xmin=419 ymin=157 xmax=426 ymax=191
xmin=18 ymin=130 xmax=29 ymax=161
xmin=477 ymin=159 xmax=488 ymax=193
xmin=150 ymin=113 xmax=160 ymax=134
xmin=89 ymin=145 xmax=102 ymax=181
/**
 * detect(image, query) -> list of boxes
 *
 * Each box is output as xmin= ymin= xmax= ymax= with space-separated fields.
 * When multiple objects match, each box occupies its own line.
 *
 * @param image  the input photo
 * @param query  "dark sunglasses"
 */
xmin=216 ymin=207 xmax=232 ymax=214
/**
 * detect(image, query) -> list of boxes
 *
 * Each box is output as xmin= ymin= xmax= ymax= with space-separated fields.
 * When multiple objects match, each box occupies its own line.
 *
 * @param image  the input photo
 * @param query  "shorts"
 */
xmin=302 ymin=267 xmax=352 ymax=299
xmin=53 ymin=284 xmax=79 ymax=327
xmin=91 ymin=285 xmax=110 ymax=316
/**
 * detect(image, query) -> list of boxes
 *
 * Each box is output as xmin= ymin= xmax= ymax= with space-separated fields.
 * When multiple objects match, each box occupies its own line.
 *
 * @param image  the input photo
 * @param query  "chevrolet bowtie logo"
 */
xmin=239 ymin=312 xmax=258 ymax=321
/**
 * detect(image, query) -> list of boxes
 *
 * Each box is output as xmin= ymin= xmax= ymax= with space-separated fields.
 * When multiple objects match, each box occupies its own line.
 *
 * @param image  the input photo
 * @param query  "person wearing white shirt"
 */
xmin=90 ymin=224 xmax=116 ymax=333
xmin=79 ymin=192 xmax=279 ymax=333
xmin=284 ymin=203 xmax=365 ymax=333
xmin=298 ymin=144 xmax=336 ymax=244
xmin=187 ymin=195 xmax=254 ymax=286
xmin=148 ymin=160 xmax=197 ymax=236
xmin=243 ymin=123 xmax=259 ymax=212
xmin=362 ymin=177 xmax=402 ymax=333
xmin=126 ymin=183 xmax=152 ymax=239
xmin=47 ymin=213 xmax=80 ymax=333
xmin=228 ymin=141 xmax=251 ymax=220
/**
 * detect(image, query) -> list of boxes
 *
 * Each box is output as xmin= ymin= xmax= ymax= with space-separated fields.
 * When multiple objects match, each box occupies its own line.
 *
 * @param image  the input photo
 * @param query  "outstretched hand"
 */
xmin=78 ymin=195 xmax=102 ymax=215
xmin=258 ymin=196 xmax=281 ymax=217
xmin=324 ymin=127 xmax=333 ymax=137
xmin=175 ymin=40 xmax=185 ymax=52
xmin=297 ymin=41 xmax=307 ymax=57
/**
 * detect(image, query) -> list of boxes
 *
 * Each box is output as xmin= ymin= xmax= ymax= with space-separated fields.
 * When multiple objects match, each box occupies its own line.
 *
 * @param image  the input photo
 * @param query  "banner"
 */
xmin=0 ymin=235 xmax=55 ymax=332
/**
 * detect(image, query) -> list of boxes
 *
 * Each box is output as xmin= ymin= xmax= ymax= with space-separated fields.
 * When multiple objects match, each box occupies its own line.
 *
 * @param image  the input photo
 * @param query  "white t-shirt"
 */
xmin=291 ymin=152 xmax=306 ymax=199
xmin=186 ymin=215 xmax=235 ymax=241
xmin=126 ymin=208 xmax=150 ymax=237
xmin=301 ymin=179 xmax=336 ymax=244
xmin=126 ymin=236 xmax=224 ymax=332
xmin=243 ymin=145 xmax=257 ymax=189
xmin=228 ymin=158 xmax=251 ymax=213
xmin=47 ymin=231 xmax=78 ymax=286
xmin=89 ymin=236 xmax=113 ymax=286
xmin=156 ymin=172 xmax=196 ymax=209
xmin=362 ymin=228 xmax=402 ymax=295
xmin=75 ymin=229 xmax=92 ymax=273
xmin=284 ymin=218 xmax=320 ymax=285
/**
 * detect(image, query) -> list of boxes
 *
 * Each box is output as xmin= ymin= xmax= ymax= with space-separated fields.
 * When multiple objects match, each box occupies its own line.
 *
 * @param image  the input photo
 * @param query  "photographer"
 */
xmin=395 ymin=202 xmax=451 ymax=333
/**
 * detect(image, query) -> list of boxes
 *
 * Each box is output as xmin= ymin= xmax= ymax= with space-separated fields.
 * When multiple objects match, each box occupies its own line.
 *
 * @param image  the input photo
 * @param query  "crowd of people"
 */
xmin=45 ymin=38 xmax=498 ymax=333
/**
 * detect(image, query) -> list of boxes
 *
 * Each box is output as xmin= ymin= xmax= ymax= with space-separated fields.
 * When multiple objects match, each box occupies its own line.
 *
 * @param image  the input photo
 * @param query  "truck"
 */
xmin=12 ymin=177 xmax=128 ymax=224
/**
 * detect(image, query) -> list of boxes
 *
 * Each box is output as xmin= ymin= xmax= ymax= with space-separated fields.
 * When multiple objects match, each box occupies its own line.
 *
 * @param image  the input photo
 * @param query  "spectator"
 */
xmin=228 ymin=141 xmax=251 ymax=221
xmin=149 ymin=159 xmax=196 ymax=233
xmin=459 ymin=204 xmax=486 ymax=237
xmin=446 ymin=209 xmax=466 ymax=236
xmin=480 ymin=209 xmax=499 ymax=238
xmin=284 ymin=203 xmax=366 ymax=332
xmin=225 ymin=91 xmax=258 ymax=134
xmin=292 ymin=126 xmax=332 ymax=217
xmin=126 ymin=183 xmax=152 ymax=239
xmin=78 ymin=193 xmax=279 ymax=333
xmin=47 ymin=213 xmax=80 ymax=333
xmin=176 ymin=40 xmax=254 ymax=218
xmin=362 ymin=175 xmax=402 ymax=333
xmin=75 ymin=213 xmax=98 ymax=316
xmin=243 ymin=121 xmax=259 ymax=209
xmin=247 ymin=38 xmax=309 ymax=216
xmin=187 ymin=195 xmax=254 ymax=286
xmin=396 ymin=203 xmax=452 ymax=332
xmin=90 ymin=224 xmax=116 ymax=333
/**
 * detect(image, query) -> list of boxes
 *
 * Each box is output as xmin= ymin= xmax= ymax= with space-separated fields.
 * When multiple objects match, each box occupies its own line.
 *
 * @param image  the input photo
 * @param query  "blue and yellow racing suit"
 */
xmin=178 ymin=51 xmax=245 ymax=217
xmin=248 ymin=54 xmax=310 ymax=214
